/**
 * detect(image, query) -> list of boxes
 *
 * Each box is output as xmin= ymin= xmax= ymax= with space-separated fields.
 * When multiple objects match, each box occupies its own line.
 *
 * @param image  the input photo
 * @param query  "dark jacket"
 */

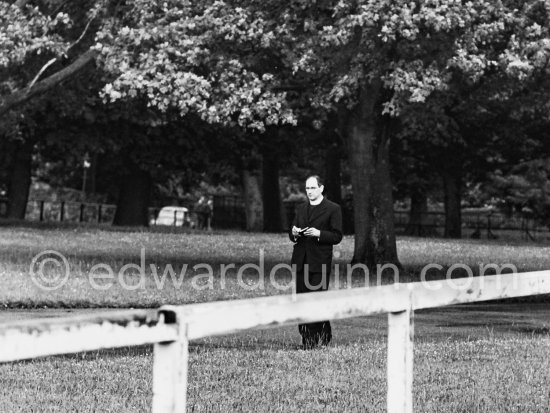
xmin=289 ymin=198 xmax=343 ymax=272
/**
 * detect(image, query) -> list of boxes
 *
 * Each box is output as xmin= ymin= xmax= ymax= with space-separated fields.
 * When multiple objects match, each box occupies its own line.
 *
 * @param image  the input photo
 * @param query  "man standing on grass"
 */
xmin=289 ymin=175 xmax=343 ymax=349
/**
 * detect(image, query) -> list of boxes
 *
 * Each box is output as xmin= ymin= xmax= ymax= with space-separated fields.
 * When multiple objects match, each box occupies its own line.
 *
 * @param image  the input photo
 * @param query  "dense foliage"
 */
xmin=1 ymin=0 xmax=550 ymax=255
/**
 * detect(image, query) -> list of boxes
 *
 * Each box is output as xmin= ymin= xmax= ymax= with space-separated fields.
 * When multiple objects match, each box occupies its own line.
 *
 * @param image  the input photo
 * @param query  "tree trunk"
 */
xmin=242 ymin=168 xmax=263 ymax=232
xmin=324 ymin=142 xmax=342 ymax=205
xmin=280 ymin=186 xmax=289 ymax=230
xmin=443 ymin=167 xmax=462 ymax=238
xmin=405 ymin=190 xmax=430 ymax=236
xmin=113 ymin=162 xmax=152 ymax=226
xmin=373 ymin=118 xmax=399 ymax=264
xmin=346 ymin=82 xmax=400 ymax=268
xmin=7 ymin=139 xmax=34 ymax=219
xmin=262 ymin=147 xmax=282 ymax=232
xmin=347 ymin=88 xmax=375 ymax=268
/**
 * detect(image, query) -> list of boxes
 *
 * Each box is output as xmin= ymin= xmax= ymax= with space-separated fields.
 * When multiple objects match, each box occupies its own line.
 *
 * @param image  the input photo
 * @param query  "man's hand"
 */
xmin=303 ymin=227 xmax=321 ymax=238
xmin=291 ymin=226 xmax=301 ymax=238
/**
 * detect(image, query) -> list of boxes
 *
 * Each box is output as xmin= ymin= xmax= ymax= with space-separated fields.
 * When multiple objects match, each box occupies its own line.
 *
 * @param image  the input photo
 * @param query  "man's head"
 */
xmin=305 ymin=175 xmax=324 ymax=203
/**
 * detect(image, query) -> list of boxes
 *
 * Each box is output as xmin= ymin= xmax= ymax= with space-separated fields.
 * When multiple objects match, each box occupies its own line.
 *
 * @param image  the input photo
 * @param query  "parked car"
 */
xmin=150 ymin=206 xmax=192 ymax=227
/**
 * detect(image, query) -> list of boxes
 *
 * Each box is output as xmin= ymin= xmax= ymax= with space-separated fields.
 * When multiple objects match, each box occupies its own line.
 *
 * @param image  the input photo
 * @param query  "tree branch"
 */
xmin=66 ymin=15 xmax=96 ymax=54
xmin=1 ymin=0 xmax=101 ymax=117
xmin=0 ymin=49 xmax=98 ymax=117
xmin=27 ymin=58 xmax=57 ymax=89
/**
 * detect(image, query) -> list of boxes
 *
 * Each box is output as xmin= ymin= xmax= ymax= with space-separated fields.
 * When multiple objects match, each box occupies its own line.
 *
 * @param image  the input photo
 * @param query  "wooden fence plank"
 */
xmin=2 ymin=271 xmax=550 ymax=362
xmin=163 ymin=283 xmax=411 ymax=340
xmin=410 ymin=270 xmax=550 ymax=309
xmin=162 ymin=271 xmax=550 ymax=340
xmin=0 ymin=310 xmax=178 ymax=362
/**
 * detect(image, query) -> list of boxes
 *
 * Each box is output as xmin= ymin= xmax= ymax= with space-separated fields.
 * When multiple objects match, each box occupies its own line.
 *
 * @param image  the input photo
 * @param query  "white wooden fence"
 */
xmin=1 ymin=270 xmax=550 ymax=412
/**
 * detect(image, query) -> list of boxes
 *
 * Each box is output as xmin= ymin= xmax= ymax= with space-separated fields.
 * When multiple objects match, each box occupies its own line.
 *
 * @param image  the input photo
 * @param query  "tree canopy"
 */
xmin=1 ymin=0 xmax=550 ymax=261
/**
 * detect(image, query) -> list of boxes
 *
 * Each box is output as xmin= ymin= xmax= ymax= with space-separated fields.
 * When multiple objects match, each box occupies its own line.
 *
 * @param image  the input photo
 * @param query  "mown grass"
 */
xmin=1 ymin=225 xmax=550 ymax=412
xmin=1 ymin=225 xmax=550 ymax=307
xmin=1 ymin=312 xmax=549 ymax=412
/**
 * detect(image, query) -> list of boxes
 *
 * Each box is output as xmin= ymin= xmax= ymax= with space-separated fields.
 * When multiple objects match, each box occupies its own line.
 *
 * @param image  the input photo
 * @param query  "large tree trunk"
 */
xmin=443 ymin=167 xmax=462 ymax=238
xmin=242 ymin=168 xmax=263 ymax=232
xmin=347 ymin=112 xmax=373 ymax=266
xmin=405 ymin=190 xmax=431 ymax=236
xmin=7 ymin=139 xmax=34 ymax=219
xmin=113 ymin=162 xmax=152 ymax=226
xmin=373 ymin=118 xmax=399 ymax=264
xmin=346 ymin=82 xmax=400 ymax=268
xmin=262 ymin=145 xmax=282 ymax=232
xmin=324 ymin=142 xmax=342 ymax=205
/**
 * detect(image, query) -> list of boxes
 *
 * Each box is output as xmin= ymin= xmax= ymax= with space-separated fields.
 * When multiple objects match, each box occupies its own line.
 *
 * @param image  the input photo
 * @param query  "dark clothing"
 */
xmin=289 ymin=198 xmax=343 ymax=348
xmin=289 ymin=198 xmax=343 ymax=273
xmin=307 ymin=203 xmax=319 ymax=221
xmin=296 ymin=269 xmax=332 ymax=348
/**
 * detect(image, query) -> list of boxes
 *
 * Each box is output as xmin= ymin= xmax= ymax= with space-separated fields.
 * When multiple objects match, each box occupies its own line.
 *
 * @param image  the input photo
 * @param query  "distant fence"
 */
xmin=0 ymin=197 xmax=243 ymax=229
xmin=0 ymin=199 xmax=183 ymax=227
xmin=1 ymin=271 xmax=550 ymax=412
xmin=209 ymin=196 xmax=549 ymax=239
xmin=284 ymin=200 xmax=550 ymax=240
xmin=212 ymin=194 xmax=246 ymax=229
xmin=1 ymin=196 xmax=549 ymax=240
xmin=27 ymin=200 xmax=118 ymax=224
xmin=392 ymin=210 xmax=550 ymax=241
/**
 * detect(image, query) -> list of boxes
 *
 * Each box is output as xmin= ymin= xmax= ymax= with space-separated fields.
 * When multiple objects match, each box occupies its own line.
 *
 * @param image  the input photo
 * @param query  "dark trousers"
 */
xmin=296 ymin=268 xmax=332 ymax=348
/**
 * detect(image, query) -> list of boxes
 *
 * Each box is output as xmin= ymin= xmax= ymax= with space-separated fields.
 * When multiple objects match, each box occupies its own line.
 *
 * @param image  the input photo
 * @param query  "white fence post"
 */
xmin=152 ymin=311 xmax=189 ymax=413
xmin=387 ymin=307 xmax=414 ymax=413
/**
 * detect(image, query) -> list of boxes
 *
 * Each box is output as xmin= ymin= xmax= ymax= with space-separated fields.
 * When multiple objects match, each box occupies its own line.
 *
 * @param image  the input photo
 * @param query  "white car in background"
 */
xmin=150 ymin=206 xmax=192 ymax=227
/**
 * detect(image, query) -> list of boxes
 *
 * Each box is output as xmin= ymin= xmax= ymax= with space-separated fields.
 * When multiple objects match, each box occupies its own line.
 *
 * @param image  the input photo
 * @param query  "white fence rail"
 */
xmin=1 ymin=270 xmax=550 ymax=412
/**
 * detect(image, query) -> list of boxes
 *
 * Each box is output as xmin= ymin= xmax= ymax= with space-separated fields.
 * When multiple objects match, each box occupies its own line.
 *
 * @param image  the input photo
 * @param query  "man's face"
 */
xmin=305 ymin=177 xmax=323 ymax=202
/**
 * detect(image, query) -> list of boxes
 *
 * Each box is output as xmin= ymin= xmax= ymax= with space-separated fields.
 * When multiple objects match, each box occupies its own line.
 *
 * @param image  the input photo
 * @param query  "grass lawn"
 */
xmin=1 ymin=308 xmax=549 ymax=412
xmin=1 ymin=225 xmax=550 ymax=307
xmin=0 ymin=225 xmax=549 ymax=411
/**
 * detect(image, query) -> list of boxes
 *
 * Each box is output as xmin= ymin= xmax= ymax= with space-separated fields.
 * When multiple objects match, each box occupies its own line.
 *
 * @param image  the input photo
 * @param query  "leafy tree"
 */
xmin=4 ymin=0 xmax=550 ymax=247
xmin=260 ymin=0 xmax=550 ymax=265
xmin=0 ymin=0 xmax=99 ymax=116
xmin=94 ymin=0 xmax=296 ymax=131
xmin=0 ymin=0 xmax=103 ymax=218
xmin=91 ymin=0 xmax=305 ymax=228
xmin=486 ymin=158 xmax=550 ymax=223
xmin=393 ymin=0 xmax=550 ymax=238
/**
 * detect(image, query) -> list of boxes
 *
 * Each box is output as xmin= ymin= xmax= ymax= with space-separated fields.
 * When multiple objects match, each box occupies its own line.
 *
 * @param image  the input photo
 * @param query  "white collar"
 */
xmin=309 ymin=196 xmax=324 ymax=206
